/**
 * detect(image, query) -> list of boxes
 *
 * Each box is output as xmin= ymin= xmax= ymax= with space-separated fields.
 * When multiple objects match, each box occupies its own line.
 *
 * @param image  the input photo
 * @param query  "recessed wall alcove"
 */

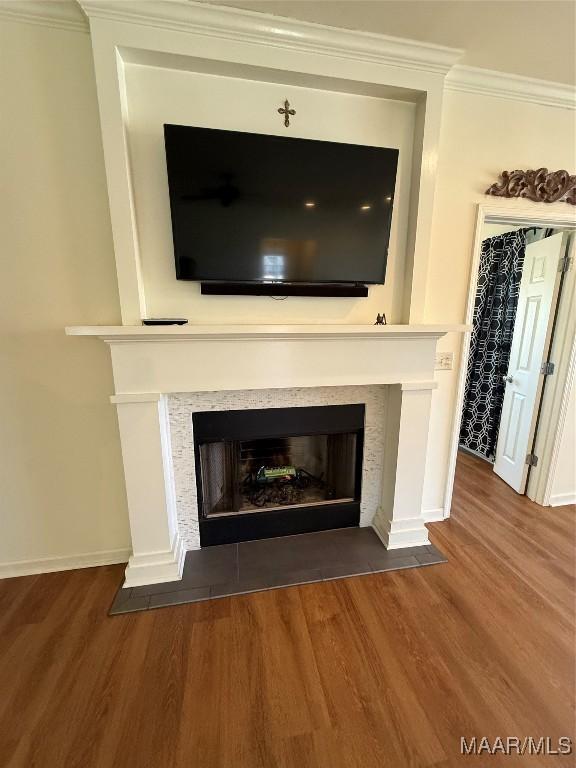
xmin=82 ymin=0 xmax=462 ymax=325
xmin=123 ymin=53 xmax=417 ymax=324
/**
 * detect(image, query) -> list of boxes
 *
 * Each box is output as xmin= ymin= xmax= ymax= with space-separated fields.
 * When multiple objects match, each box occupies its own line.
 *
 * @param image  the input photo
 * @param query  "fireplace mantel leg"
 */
xmin=373 ymin=381 xmax=436 ymax=549
xmin=112 ymin=393 xmax=185 ymax=587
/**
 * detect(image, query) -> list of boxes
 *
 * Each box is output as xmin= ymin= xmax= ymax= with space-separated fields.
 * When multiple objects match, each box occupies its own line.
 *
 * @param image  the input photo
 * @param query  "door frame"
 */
xmin=443 ymin=202 xmax=576 ymax=516
xmin=528 ymin=233 xmax=576 ymax=505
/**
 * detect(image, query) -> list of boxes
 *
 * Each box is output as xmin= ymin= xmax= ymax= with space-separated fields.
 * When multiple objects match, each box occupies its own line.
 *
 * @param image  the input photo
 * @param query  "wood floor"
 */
xmin=1 ymin=452 xmax=574 ymax=767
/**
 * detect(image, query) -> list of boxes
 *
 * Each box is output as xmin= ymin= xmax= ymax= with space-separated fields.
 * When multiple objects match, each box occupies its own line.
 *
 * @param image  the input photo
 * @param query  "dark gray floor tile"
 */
xmin=131 ymin=579 xmax=188 ymax=598
xmin=329 ymin=529 xmax=389 ymax=564
xmin=209 ymin=568 xmax=324 ymax=599
xmin=321 ymin=562 xmax=373 ymax=580
xmin=109 ymin=594 xmax=151 ymax=615
xmin=370 ymin=555 xmax=421 ymax=573
xmin=289 ymin=530 xmax=344 ymax=566
xmin=369 ymin=544 xmax=447 ymax=569
xmin=110 ymin=586 xmax=133 ymax=605
xmin=209 ymin=576 xmax=272 ymax=599
xmin=267 ymin=568 xmax=324 ymax=588
xmin=149 ymin=586 xmax=211 ymax=609
xmin=238 ymin=527 xmax=387 ymax=575
xmin=384 ymin=545 xmax=431 ymax=559
xmin=184 ymin=544 xmax=237 ymax=569
xmin=415 ymin=551 xmax=447 ymax=566
xmin=239 ymin=534 xmax=314 ymax=571
xmin=238 ymin=551 xmax=305 ymax=579
xmin=181 ymin=544 xmax=238 ymax=588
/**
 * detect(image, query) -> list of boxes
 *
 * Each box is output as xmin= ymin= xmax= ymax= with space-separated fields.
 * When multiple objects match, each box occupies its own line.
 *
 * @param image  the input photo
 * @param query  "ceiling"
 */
xmin=201 ymin=0 xmax=576 ymax=85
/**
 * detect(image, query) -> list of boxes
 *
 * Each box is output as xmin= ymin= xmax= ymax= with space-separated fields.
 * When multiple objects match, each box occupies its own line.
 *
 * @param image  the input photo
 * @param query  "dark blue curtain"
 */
xmin=459 ymin=229 xmax=526 ymax=458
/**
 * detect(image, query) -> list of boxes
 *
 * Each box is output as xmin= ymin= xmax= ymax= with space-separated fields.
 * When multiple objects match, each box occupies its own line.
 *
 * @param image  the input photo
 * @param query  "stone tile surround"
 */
xmin=168 ymin=386 xmax=388 ymax=549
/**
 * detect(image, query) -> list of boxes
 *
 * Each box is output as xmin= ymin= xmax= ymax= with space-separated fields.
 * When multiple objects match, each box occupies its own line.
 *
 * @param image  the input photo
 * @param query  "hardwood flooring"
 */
xmin=0 ymin=452 xmax=574 ymax=767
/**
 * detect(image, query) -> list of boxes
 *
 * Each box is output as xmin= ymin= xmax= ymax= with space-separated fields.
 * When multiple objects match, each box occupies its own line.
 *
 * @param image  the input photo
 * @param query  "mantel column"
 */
xmin=112 ymin=393 xmax=185 ymax=587
xmin=374 ymin=381 xmax=437 ymax=548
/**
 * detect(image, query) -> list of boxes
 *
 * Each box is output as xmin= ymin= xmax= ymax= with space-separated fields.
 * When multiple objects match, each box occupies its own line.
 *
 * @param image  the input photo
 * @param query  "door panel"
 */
xmin=494 ymin=232 xmax=565 ymax=492
xmin=502 ymin=391 xmax=525 ymax=462
xmin=517 ymin=296 xmax=540 ymax=371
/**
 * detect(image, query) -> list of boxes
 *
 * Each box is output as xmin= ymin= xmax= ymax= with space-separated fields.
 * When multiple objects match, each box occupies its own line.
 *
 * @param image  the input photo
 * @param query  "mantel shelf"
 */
xmin=65 ymin=324 xmax=469 ymax=342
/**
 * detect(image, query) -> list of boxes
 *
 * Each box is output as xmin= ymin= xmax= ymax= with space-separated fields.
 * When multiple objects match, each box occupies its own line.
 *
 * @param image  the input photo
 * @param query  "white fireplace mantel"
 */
xmin=67 ymin=324 xmax=466 ymax=394
xmin=66 ymin=324 xmax=463 ymax=340
xmin=66 ymin=323 xmax=467 ymax=586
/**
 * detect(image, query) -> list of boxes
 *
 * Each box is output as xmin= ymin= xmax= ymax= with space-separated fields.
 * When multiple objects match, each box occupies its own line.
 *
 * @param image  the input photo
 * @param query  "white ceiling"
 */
xmin=202 ymin=0 xmax=576 ymax=85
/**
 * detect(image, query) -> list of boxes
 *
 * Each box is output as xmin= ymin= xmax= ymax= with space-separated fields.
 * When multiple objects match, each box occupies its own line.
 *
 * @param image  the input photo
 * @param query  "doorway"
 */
xmin=446 ymin=205 xmax=576 ymax=508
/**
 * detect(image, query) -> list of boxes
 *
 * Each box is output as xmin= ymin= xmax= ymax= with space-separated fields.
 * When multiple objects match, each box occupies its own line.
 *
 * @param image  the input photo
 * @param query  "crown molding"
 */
xmin=446 ymin=65 xmax=576 ymax=110
xmin=79 ymin=0 xmax=462 ymax=75
xmin=2 ymin=2 xmax=572 ymax=112
xmin=0 ymin=1 xmax=88 ymax=32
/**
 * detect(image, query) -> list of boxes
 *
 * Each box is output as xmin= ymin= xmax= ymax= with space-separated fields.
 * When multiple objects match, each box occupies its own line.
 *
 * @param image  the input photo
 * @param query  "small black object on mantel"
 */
xmin=374 ymin=313 xmax=387 ymax=326
xmin=142 ymin=318 xmax=188 ymax=326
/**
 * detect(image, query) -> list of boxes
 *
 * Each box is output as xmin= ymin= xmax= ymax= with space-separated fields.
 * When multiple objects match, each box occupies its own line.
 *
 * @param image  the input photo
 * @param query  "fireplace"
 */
xmin=193 ymin=404 xmax=365 ymax=545
xmin=69 ymin=324 xmax=449 ymax=586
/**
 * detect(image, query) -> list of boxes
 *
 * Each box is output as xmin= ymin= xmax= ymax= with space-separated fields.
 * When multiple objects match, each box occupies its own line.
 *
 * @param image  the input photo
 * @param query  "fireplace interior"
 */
xmin=193 ymin=404 xmax=364 ymax=545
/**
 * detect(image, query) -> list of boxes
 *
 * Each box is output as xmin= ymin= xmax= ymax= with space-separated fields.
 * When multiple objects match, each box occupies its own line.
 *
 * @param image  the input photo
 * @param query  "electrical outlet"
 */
xmin=435 ymin=352 xmax=454 ymax=371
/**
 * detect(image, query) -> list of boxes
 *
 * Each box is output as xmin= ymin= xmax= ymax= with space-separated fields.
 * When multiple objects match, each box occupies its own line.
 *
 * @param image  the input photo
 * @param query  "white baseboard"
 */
xmin=549 ymin=492 xmax=576 ymax=507
xmin=0 ymin=548 xmax=131 ymax=580
xmin=372 ymin=516 xmax=430 ymax=549
xmin=422 ymin=507 xmax=445 ymax=522
xmin=123 ymin=533 xmax=186 ymax=588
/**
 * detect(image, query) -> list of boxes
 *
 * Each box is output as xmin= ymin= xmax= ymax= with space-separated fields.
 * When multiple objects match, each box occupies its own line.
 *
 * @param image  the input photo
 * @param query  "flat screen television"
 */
xmin=164 ymin=124 xmax=398 ymax=296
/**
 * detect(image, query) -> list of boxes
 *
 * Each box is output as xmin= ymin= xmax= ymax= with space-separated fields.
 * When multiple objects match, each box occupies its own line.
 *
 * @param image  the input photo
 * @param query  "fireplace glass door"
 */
xmin=199 ymin=432 xmax=358 ymax=517
xmin=193 ymin=404 xmax=364 ymax=545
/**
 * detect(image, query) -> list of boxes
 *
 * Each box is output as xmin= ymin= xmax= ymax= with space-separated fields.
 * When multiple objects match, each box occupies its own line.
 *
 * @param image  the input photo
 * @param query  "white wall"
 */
xmin=0 ymin=19 xmax=131 ymax=572
xmin=422 ymin=89 xmax=576 ymax=512
xmin=125 ymin=63 xmax=415 ymax=324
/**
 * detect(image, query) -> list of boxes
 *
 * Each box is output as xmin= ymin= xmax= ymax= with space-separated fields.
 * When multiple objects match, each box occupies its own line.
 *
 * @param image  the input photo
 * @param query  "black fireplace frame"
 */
xmin=193 ymin=404 xmax=365 ymax=546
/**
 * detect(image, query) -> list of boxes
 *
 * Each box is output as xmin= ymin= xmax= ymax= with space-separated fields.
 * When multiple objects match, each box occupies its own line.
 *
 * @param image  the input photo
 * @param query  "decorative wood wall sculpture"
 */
xmin=486 ymin=169 xmax=576 ymax=205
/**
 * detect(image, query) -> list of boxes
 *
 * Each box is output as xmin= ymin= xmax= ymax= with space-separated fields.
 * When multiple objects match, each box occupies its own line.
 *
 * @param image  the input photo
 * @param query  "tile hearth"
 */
xmin=109 ymin=528 xmax=447 ymax=614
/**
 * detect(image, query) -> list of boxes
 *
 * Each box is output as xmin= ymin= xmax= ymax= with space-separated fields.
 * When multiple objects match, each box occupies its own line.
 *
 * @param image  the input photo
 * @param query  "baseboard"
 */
xmin=123 ymin=533 xmax=186 ymax=588
xmin=372 ymin=515 xmax=430 ymax=549
xmin=422 ymin=507 xmax=445 ymax=522
xmin=0 ymin=548 xmax=131 ymax=580
xmin=549 ymin=492 xmax=576 ymax=507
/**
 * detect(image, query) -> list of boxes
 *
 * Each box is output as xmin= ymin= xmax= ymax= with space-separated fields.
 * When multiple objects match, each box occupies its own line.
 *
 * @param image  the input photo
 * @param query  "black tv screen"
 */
xmin=164 ymin=124 xmax=398 ymax=285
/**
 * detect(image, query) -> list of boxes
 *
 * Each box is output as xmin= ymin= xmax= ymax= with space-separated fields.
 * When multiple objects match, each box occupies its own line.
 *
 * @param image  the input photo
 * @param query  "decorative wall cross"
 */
xmin=278 ymin=99 xmax=296 ymax=127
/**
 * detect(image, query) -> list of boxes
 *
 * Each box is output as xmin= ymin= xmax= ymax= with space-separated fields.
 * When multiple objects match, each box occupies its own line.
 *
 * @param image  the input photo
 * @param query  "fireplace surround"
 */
xmin=194 ymin=404 xmax=364 ymax=546
xmin=66 ymin=323 xmax=466 ymax=587
xmin=168 ymin=385 xmax=387 ymax=550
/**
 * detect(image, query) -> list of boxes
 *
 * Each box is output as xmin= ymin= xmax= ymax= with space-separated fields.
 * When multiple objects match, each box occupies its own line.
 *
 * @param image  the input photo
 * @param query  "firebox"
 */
xmin=193 ymin=404 xmax=365 ymax=546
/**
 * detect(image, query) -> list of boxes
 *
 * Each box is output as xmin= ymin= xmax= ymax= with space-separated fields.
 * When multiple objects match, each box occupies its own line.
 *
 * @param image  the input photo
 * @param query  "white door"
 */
xmin=494 ymin=232 xmax=566 ymax=492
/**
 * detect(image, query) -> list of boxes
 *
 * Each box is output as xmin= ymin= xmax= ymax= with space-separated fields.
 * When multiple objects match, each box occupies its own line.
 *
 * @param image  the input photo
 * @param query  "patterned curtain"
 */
xmin=459 ymin=229 xmax=526 ymax=459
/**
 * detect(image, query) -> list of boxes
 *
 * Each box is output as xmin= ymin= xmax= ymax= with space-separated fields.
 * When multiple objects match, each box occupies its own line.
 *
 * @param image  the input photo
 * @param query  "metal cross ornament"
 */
xmin=278 ymin=99 xmax=296 ymax=127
